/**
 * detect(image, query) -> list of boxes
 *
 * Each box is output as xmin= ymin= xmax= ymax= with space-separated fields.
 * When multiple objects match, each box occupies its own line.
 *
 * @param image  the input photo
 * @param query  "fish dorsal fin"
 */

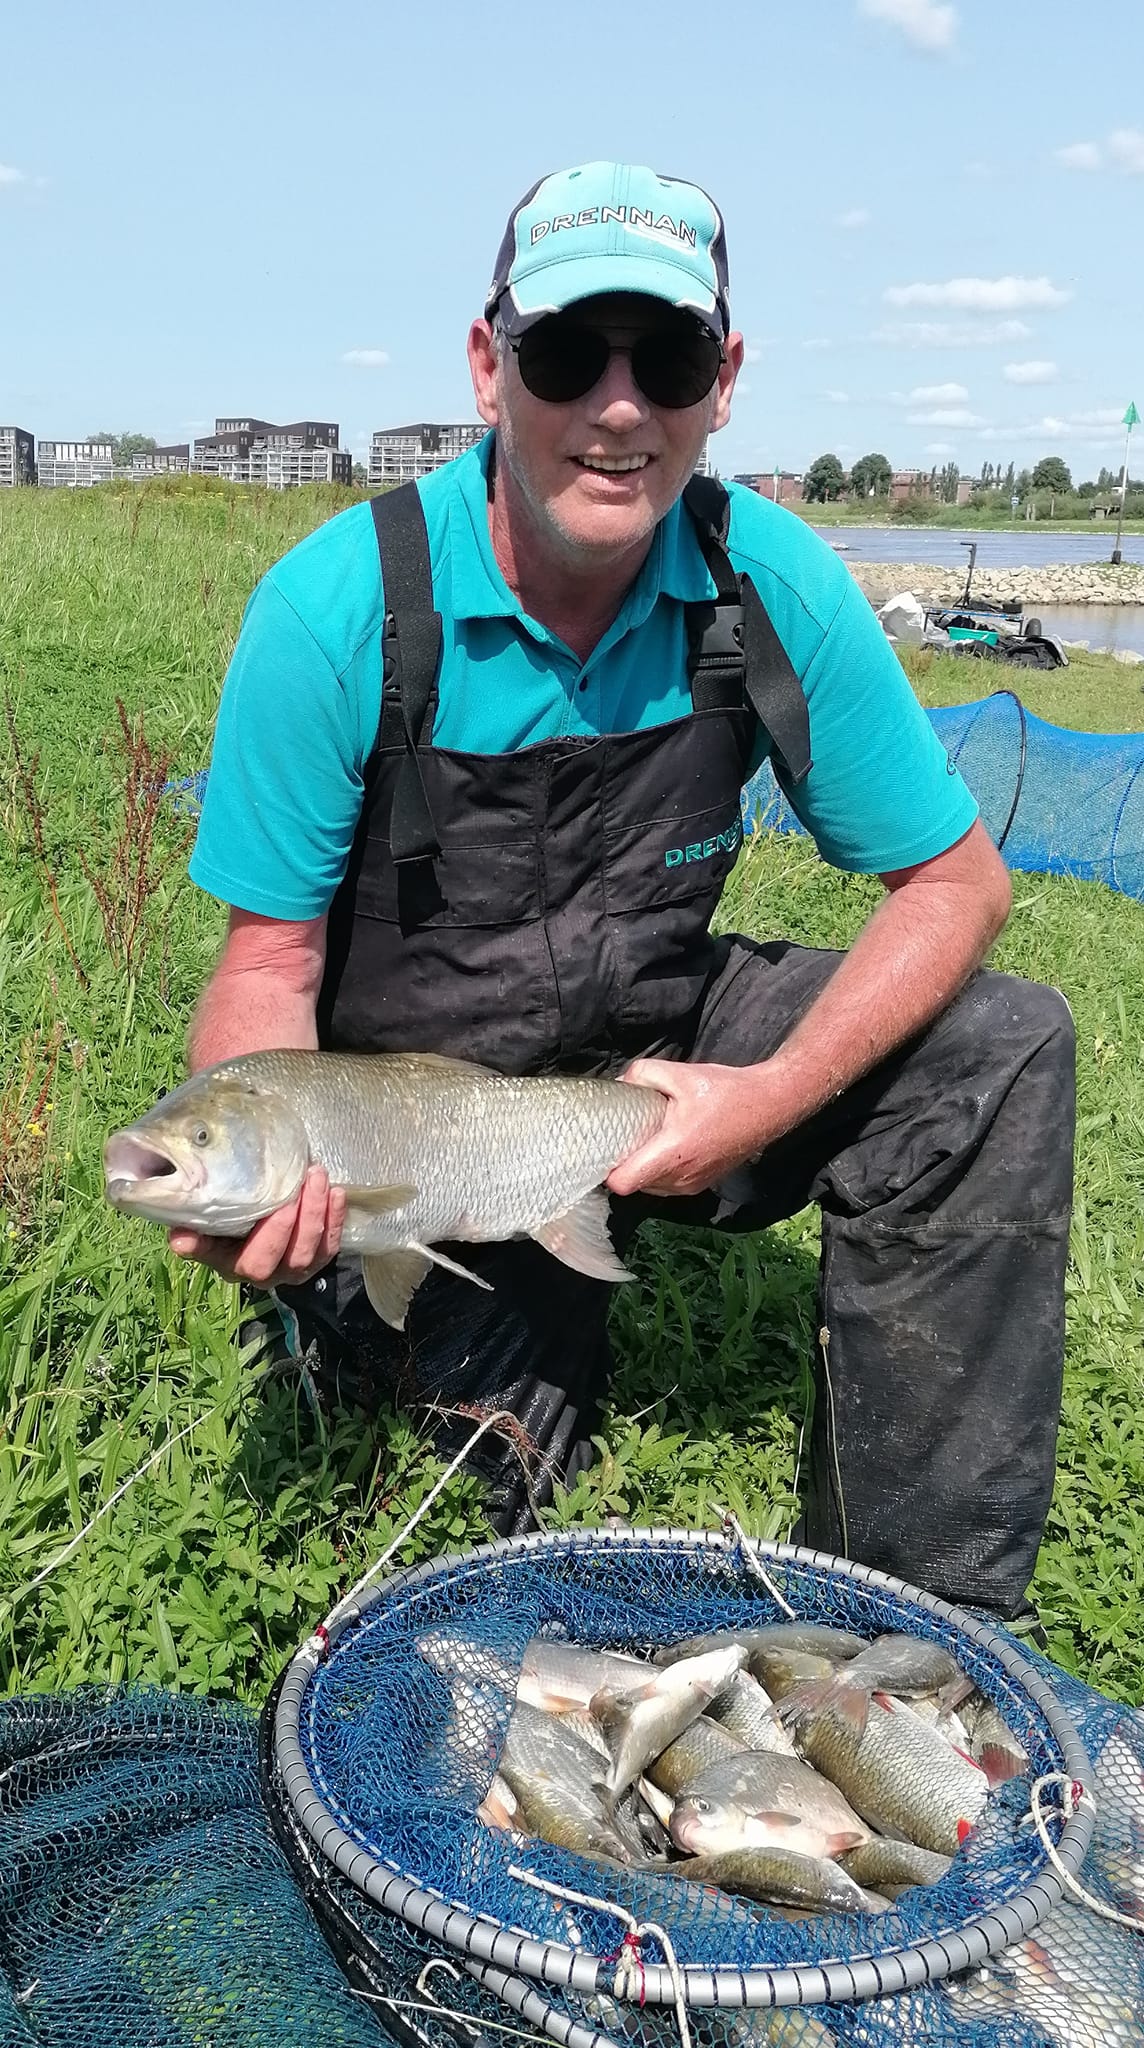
xmin=387 ymin=1051 xmax=498 ymax=1078
xmin=341 ymin=1183 xmax=417 ymax=1212
xmin=533 ymin=1189 xmax=632 ymax=1284
xmin=362 ymin=1250 xmax=433 ymax=1329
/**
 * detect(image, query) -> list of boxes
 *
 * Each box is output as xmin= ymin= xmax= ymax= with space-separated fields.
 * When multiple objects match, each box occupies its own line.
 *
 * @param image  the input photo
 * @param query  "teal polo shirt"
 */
xmin=189 ymin=434 xmax=976 ymax=920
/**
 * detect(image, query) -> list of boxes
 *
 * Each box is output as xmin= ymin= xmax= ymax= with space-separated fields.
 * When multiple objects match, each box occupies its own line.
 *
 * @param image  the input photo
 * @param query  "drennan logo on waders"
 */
xmin=664 ymin=819 xmax=742 ymax=868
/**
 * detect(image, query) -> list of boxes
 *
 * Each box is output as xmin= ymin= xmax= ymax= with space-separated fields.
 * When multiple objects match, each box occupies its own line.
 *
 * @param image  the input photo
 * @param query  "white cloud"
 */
xmin=341 ymin=348 xmax=390 ymax=368
xmin=976 ymin=409 xmax=1127 ymax=446
xmin=907 ymin=381 xmax=969 ymax=403
xmin=1109 ymin=128 xmax=1144 ymax=174
xmin=1003 ymin=360 xmax=1058 ymax=385
xmin=0 ymin=163 xmax=27 ymax=186
xmin=802 ymin=337 xmax=832 ymax=350
xmin=824 ymin=390 xmax=851 ymax=404
xmin=1072 ymin=407 xmax=1126 ymax=426
xmin=873 ymin=318 xmax=1032 ymax=347
xmin=1054 ymin=130 xmax=1144 ymax=176
xmin=923 ymin=441 xmax=956 ymax=454
xmin=836 ymin=207 xmax=870 ymax=229
xmin=885 ymin=275 xmax=1071 ymax=311
xmin=1056 ymin=142 xmax=1102 ymax=172
xmin=907 ymin=408 xmax=985 ymax=426
xmin=743 ymin=339 xmax=777 ymax=363
xmin=858 ymin=0 xmax=956 ymax=54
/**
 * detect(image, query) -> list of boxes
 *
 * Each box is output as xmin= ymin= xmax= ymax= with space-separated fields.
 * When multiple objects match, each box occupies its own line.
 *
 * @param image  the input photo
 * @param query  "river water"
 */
xmin=811 ymin=525 xmax=1144 ymax=657
xmin=810 ymin=525 xmax=1144 ymax=567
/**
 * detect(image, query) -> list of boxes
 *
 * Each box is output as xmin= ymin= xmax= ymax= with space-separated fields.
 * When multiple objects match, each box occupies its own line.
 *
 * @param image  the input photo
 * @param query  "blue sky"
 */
xmin=2 ymin=0 xmax=1141 ymax=483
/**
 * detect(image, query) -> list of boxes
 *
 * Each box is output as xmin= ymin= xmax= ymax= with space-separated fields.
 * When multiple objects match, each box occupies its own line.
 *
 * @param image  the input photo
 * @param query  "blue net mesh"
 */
xmin=0 ymin=1688 xmax=394 ymax=2045
xmin=3 ymin=1552 xmax=1143 ymax=2045
xmin=743 ymin=691 xmax=1144 ymax=899
xmin=266 ymin=1532 xmax=1144 ymax=2047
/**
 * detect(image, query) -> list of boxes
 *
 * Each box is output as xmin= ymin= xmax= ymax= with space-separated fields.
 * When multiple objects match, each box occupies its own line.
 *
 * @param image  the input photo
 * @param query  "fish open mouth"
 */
xmin=103 ymin=1133 xmax=189 ymax=1205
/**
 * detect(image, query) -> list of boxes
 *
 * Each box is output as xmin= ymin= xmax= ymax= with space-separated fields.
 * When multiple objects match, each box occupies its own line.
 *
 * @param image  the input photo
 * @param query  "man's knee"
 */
xmin=943 ymin=969 xmax=1075 ymax=1082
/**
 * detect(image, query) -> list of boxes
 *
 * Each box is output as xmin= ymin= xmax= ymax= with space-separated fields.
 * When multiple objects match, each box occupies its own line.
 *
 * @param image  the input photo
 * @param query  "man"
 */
xmin=178 ymin=162 xmax=1074 ymax=1622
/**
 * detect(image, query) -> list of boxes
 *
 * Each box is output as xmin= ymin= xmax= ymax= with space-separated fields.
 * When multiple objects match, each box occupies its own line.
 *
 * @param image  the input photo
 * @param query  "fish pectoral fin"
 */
xmin=340 ymin=1183 xmax=418 ymax=1211
xmin=361 ymin=1249 xmax=433 ymax=1329
xmin=362 ymin=1243 xmax=495 ymax=1327
xmin=532 ymin=1190 xmax=631 ymax=1284
xmin=409 ymin=1243 xmax=495 ymax=1293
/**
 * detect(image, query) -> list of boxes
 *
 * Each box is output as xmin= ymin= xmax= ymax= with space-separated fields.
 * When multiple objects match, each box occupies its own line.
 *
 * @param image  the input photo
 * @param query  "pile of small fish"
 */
xmin=418 ymin=1621 xmax=1029 ymax=1919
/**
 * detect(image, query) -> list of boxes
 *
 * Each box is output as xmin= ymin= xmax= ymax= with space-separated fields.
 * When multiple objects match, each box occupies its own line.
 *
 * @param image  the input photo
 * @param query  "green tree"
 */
xmin=1076 ymin=480 xmax=1097 ymax=497
xmin=803 ymin=453 xmax=846 ymax=503
xmin=1003 ymin=462 xmax=1016 ymax=493
xmin=351 ymin=461 xmax=367 ymax=487
xmin=939 ymin=460 xmax=961 ymax=504
xmin=88 ymin=430 xmax=157 ymax=467
xmin=1014 ymin=468 xmax=1032 ymax=499
xmin=1031 ymin=456 xmax=1072 ymax=493
xmin=849 ymin=451 xmax=892 ymax=498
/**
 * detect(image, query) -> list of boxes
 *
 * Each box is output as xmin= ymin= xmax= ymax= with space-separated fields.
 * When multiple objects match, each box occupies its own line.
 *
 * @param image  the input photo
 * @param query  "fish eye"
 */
xmin=691 ymin=1798 xmax=711 ymax=1815
xmin=191 ymin=1124 xmax=211 ymax=1147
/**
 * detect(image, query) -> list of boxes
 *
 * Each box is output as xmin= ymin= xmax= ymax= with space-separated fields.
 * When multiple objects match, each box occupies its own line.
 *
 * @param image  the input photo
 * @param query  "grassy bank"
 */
xmin=1 ymin=482 xmax=1142 ymax=1707
xmin=793 ymin=501 xmax=1144 ymax=536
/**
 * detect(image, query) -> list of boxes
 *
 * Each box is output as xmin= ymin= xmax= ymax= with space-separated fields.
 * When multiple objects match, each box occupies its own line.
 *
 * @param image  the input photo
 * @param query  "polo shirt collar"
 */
xmin=445 ymin=433 xmax=718 ymax=628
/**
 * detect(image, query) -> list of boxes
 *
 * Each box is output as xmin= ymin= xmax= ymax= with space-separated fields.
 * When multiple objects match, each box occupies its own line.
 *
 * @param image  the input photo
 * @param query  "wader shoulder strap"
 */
xmin=370 ymin=485 xmax=442 ymax=862
xmin=682 ymin=475 xmax=812 ymax=787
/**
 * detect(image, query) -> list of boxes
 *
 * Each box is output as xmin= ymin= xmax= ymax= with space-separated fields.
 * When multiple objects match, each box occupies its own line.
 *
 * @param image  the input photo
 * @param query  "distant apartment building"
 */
xmin=36 ymin=440 xmax=115 ymax=488
xmin=889 ymin=469 xmax=933 ymax=502
xmin=733 ymin=471 xmax=804 ymax=505
xmin=131 ymin=443 xmax=190 ymax=477
xmin=368 ymin=422 xmax=485 ymax=488
xmin=191 ymin=418 xmax=351 ymax=487
xmin=0 ymin=426 xmax=35 ymax=487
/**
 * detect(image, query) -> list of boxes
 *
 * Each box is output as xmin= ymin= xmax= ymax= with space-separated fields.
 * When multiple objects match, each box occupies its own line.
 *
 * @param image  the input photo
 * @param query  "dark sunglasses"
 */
xmin=508 ymin=314 xmax=725 ymax=409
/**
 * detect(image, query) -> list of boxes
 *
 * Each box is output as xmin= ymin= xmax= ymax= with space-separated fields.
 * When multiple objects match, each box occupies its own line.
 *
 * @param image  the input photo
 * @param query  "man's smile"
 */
xmin=573 ymin=453 xmax=652 ymax=473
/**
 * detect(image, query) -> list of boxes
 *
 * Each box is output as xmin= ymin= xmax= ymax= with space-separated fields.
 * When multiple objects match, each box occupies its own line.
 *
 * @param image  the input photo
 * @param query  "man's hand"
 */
xmin=607 ymin=1059 xmax=780 ymax=1199
xmin=168 ymin=1165 xmax=346 ymax=1289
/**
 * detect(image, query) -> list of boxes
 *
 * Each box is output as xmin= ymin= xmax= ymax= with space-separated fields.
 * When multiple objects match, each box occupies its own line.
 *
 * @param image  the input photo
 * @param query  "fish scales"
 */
xmin=104 ymin=1049 xmax=666 ymax=1326
xmin=213 ymin=1050 xmax=663 ymax=1245
xmin=792 ymin=1692 xmax=988 ymax=1856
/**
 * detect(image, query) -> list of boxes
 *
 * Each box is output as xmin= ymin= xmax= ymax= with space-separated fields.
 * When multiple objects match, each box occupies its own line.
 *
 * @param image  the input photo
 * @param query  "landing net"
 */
xmin=260 ymin=1526 xmax=1144 ymax=2047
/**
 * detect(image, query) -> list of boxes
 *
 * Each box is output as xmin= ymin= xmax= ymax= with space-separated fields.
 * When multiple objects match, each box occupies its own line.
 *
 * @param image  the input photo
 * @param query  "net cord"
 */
xmin=1030 ymin=1771 xmax=1144 ymax=1935
xmin=273 ymin=1525 xmax=1099 ymax=2010
xmin=304 ymin=1411 xmax=521 ymax=1659
xmin=509 ymin=1866 xmax=692 ymax=2048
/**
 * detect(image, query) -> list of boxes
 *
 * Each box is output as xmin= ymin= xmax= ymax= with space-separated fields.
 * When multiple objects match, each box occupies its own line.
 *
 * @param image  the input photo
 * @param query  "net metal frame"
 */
xmin=271 ymin=1525 xmax=1096 ymax=2014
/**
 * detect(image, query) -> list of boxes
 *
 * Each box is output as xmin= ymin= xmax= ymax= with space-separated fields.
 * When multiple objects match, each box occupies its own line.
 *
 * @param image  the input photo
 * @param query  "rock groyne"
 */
xmin=847 ymin=560 xmax=1144 ymax=606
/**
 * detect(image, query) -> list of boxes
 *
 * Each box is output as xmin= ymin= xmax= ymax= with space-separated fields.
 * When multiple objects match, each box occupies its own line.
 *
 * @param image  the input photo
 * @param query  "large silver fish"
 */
xmin=103 ymin=1049 xmax=665 ymax=1328
xmin=591 ymin=1645 xmax=747 ymax=1801
xmin=789 ymin=1690 xmax=989 ymax=1856
xmin=669 ymin=1748 xmax=870 ymax=1861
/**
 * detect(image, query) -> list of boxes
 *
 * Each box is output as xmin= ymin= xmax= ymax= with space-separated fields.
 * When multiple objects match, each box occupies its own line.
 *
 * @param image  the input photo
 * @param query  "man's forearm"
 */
xmin=189 ymin=970 xmax=320 ymax=1071
xmin=751 ymin=861 xmax=1008 ymax=1141
xmin=187 ymin=908 xmax=328 ymax=1072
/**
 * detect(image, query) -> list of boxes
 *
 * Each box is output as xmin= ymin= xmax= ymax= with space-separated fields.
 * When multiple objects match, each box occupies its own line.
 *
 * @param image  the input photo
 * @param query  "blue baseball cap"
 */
xmin=485 ymin=162 xmax=731 ymax=340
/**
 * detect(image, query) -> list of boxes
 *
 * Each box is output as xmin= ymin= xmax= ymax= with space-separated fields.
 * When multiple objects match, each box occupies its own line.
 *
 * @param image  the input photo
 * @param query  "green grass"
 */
xmin=794 ymin=500 xmax=1144 ymax=535
xmin=1 ymin=481 xmax=1142 ymax=1707
xmin=903 ymin=643 xmax=1144 ymax=735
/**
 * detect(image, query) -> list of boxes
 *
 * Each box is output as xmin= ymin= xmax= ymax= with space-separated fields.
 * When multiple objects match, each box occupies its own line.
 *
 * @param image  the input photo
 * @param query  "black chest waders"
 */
xmin=282 ymin=479 xmax=1075 ymax=1618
